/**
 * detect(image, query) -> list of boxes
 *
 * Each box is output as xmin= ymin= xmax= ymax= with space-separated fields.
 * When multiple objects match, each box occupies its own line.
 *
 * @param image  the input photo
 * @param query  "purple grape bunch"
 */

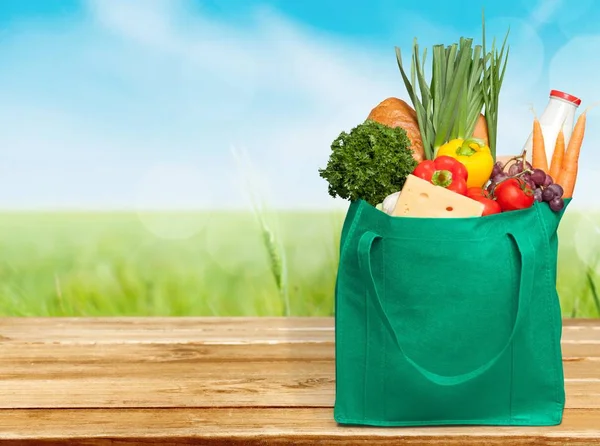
xmin=529 ymin=168 xmax=565 ymax=211
xmin=488 ymin=160 xmax=564 ymax=212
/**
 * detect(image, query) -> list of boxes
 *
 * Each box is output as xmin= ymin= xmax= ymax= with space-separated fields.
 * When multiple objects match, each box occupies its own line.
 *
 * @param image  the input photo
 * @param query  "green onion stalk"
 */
xmin=395 ymin=14 xmax=510 ymax=161
xmin=482 ymin=11 xmax=510 ymax=161
xmin=396 ymin=38 xmax=484 ymax=160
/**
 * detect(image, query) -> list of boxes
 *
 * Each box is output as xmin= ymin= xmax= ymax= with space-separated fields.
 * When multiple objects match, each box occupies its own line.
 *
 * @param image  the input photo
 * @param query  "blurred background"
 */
xmin=0 ymin=0 xmax=598 ymax=317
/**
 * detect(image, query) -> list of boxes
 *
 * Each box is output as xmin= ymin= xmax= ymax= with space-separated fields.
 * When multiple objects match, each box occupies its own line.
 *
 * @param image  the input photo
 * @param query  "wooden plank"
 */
xmin=0 ymin=317 xmax=328 ymax=347
xmin=0 ymin=354 xmax=596 ymax=409
xmin=0 ymin=408 xmax=598 ymax=445
xmin=0 ymin=356 xmax=334 ymax=408
xmin=0 ymin=317 xmax=334 ymax=338
xmin=561 ymin=329 xmax=600 ymax=343
xmin=563 ymin=359 xmax=600 ymax=378
xmin=566 ymin=381 xmax=600 ymax=409
xmin=0 ymin=342 xmax=336 ymax=362
xmin=563 ymin=319 xmax=600 ymax=327
xmin=1 ymin=342 xmax=598 ymax=363
xmin=0 ymin=318 xmax=598 ymax=345
xmin=1 ymin=343 xmax=599 ymax=376
xmin=563 ymin=343 xmax=600 ymax=358
xmin=5 ymin=347 xmax=599 ymax=378
xmin=0 ymin=377 xmax=596 ymax=410
xmin=0 ymin=317 xmax=336 ymax=331
xmin=0 ymin=341 xmax=598 ymax=360
xmin=0 ymin=317 xmax=594 ymax=329
xmin=4 ymin=357 xmax=575 ymax=381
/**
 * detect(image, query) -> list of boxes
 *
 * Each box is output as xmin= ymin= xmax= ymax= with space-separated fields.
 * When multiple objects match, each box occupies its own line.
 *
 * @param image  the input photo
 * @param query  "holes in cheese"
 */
xmin=392 ymin=175 xmax=485 ymax=218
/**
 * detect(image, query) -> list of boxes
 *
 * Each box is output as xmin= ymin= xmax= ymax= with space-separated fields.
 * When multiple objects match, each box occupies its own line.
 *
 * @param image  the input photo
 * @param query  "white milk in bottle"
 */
xmin=522 ymin=90 xmax=581 ymax=166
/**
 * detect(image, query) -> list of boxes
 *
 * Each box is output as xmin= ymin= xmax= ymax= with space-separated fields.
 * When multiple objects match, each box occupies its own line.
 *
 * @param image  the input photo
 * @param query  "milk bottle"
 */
xmin=522 ymin=90 xmax=581 ymax=165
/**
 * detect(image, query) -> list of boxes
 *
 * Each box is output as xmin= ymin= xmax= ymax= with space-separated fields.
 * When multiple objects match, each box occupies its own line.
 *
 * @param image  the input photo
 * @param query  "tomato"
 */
xmin=494 ymin=178 xmax=535 ymax=212
xmin=470 ymin=196 xmax=502 ymax=216
xmin=433 ymin=156 xmax=468 ymax=182
xmin=466 ymin=187 xmax=490 ymax=199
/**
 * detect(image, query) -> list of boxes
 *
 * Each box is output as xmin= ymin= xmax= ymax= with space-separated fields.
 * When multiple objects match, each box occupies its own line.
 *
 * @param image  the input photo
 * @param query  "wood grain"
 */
xmin=0 ymin=317 xmax=596 ymax=343
xmin=0 ymin=408 xmax=599 ymax=445
xmin=0 ymin=352 xmax=597 ymax=409
xmin=0 ymin=317 xmax=598 ymax=445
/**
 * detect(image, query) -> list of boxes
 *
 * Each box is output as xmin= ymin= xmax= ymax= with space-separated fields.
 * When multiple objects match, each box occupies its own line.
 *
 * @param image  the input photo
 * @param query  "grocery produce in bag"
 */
xmin=367 ymin=97 xmax=425 ymax=162
xmin=318 ymin=120 xmax=417 ymax=206
xmin=318 ymin=10 xmax=588 ymax=216
xmin=435 ymin=138 xmax=494 ymax=188
xmin=391 ymin=174 xmax=484 ymax=218
xmin=324 ymin=11 xmax=591 ymax=429
xmin=412 ymin=156 xmax=468 ymax=195
xmin=522 ymin=90 xmax=581 ymax=165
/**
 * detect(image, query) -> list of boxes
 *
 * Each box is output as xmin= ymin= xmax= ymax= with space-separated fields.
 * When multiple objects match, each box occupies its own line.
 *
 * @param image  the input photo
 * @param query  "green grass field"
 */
xmin=0 ymin=209 xmax=598 ymax=317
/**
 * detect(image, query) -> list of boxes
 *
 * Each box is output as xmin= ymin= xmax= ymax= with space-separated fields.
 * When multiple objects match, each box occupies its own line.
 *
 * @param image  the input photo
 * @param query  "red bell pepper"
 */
xmin=412 ymin=156 xmax=468 ymax=195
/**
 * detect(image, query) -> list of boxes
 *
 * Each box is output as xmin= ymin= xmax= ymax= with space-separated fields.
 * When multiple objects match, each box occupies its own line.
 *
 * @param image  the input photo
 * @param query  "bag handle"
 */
xmin=357 ymin=229 xmax=536 ymax=387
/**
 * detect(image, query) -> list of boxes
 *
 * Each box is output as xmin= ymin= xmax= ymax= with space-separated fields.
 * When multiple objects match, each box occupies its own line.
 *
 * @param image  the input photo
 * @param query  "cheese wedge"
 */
xmin=392 ymin=175 xmax=484 ymax=218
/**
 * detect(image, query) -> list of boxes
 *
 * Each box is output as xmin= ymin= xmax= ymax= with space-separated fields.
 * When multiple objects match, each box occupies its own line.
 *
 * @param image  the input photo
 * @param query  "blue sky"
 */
xmin=1 ymin=0 xmax=599 ymax=210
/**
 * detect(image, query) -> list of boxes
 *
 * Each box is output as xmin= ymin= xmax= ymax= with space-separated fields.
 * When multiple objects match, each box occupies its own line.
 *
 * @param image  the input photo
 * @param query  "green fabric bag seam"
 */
xmin=552 ymin=297 xmax=566 ymax=414
xmin=504 ymin=221 xmax=516 ymax=424
xmin=334 ymin=415 xmax=562 ymax=427
xmin=361 ymin=204 xmax=369 ymax=421
xmin=339 ymin=203 xmax=364 ymax=264
xmin=334 ymin=265 xmax=341 ymax=417
xmin=555 ymin=199 xmax=570 ymax=414
xmin=502 ymin=225 xmax=531 ymax=424
xmin=335 ymin=201 xmax=364 ymax=420
xmin=382 ymin=218 xmax=388 ymax=422
xmin=509 ymin=333 xmax=514 ymax=422
xmin=363 ymin=279 xmax=369 ymax=421
xmin=534 ymin=203 xmax=562 ymax=411
xmin=380 ymin=234 xmax=506 ymax=242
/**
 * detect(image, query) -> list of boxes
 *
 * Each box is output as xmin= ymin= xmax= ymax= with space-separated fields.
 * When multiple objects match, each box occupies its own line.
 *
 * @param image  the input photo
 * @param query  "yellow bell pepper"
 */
xmin=435 ymin=138 xmax=494 ymax=188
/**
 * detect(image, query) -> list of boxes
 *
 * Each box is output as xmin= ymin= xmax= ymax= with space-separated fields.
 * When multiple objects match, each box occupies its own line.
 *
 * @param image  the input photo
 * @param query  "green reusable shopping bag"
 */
xmin=334 ymin=198 xmax=570 ymax=427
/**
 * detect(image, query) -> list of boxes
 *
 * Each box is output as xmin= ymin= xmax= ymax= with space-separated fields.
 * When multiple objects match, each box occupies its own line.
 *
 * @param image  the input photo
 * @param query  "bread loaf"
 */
xmin=367 ymin=97 xmax=425 ymax=162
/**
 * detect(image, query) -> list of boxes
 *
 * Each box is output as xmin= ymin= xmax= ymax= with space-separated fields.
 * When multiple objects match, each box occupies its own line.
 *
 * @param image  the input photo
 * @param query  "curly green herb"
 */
xmin=318 ymin=120 xmax=417 ymax=206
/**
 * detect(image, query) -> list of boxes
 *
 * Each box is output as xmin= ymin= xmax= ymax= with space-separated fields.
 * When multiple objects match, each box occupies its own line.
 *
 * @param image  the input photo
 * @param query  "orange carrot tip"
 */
xmin=558 ymin=107 xmax=588 ymax=198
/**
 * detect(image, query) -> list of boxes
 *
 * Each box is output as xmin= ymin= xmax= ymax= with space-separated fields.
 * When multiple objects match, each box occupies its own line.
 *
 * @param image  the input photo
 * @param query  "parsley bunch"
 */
xmin=319 ymin=120 xmax=417 ymax=206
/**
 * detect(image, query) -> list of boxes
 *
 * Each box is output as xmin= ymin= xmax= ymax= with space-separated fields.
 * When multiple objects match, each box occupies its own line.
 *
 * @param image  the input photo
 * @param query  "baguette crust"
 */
xmin=367 ymin=97 xmax=425 ymax=162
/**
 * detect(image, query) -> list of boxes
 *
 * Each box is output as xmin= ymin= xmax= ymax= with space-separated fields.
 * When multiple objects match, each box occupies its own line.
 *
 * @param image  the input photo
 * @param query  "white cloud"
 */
xmin=528 ymin=0 xmax=564 ymax=27
xmin=53 ymin=0 xmax=404 ymax=209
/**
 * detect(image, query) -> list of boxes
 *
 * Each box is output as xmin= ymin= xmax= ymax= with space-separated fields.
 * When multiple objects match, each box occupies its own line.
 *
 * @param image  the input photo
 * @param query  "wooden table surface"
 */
xmin=0 ymin=317 xmax=598 ymax=445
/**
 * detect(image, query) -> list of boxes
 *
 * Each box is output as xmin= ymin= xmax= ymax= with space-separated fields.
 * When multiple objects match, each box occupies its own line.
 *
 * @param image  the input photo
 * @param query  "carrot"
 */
xmin=548 ymin=129 xmax=565 ymax=182
xmin=557 ymin=111 xmax=586 ymax=198
xmin=531 ymin=118 xmax=548 ymax=172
